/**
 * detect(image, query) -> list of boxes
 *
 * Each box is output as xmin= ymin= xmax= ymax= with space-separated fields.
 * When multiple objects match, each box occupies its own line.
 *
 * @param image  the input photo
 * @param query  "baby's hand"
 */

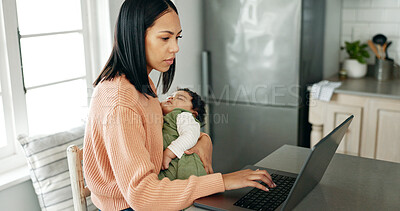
xmin=162 ymin=148 xmax=176 ymax=170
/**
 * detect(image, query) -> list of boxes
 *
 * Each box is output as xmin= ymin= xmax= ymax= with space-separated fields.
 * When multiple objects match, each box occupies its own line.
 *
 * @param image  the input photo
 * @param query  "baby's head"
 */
xmin=161 ymin=88 xmax=206 ymax=124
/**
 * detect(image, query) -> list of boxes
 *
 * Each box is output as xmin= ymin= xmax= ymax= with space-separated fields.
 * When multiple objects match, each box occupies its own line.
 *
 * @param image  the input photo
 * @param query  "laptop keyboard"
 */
xmin=233 ymin=174 xmax=296 ymax=211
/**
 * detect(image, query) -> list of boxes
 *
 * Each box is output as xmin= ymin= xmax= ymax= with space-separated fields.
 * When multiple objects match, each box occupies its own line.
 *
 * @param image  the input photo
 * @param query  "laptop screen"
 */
xmin=282 ymin=115 xmax=353 ymax=210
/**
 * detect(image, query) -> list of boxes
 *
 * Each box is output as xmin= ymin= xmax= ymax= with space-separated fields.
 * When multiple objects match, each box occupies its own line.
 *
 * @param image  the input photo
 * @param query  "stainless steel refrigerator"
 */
xmin=202 ymin=0 xmax=325 ymax=173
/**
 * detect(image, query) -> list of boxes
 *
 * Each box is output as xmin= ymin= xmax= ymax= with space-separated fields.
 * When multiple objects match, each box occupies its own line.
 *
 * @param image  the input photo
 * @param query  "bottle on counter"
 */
xmin=339 ymin=68 xmax=347 ymax=79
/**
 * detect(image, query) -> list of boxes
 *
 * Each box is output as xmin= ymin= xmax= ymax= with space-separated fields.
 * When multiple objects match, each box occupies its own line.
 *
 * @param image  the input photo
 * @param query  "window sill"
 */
xmin=0 ymin=165 xmax=30 ymax=192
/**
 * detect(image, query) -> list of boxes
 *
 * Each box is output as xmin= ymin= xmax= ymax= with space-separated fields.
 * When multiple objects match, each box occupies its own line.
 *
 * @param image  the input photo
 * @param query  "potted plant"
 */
xmin=342 ymin=40 xmax=370 ymax=78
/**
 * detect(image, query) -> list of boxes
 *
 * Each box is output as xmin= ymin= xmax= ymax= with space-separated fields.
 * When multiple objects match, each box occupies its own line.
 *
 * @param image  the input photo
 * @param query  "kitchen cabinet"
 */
xmin=364 ymin=99 xmax=400 ymax=162
xmin=309 ymin=92 xmax=400 ymax=163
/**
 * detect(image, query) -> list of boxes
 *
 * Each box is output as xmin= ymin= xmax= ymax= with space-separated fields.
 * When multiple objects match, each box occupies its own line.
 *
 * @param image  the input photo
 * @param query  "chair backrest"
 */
xmin=67 ymin=145 xmax=91 ymax=211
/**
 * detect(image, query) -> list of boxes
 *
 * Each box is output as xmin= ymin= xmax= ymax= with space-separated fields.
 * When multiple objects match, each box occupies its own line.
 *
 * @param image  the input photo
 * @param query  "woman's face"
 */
xmin=145 ymin=11 xmax=182 ymax=74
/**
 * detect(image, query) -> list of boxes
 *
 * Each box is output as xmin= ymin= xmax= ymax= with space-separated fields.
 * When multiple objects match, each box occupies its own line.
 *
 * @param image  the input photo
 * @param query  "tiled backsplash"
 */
xmin=340 ymin=0 xmax=400 ymax=65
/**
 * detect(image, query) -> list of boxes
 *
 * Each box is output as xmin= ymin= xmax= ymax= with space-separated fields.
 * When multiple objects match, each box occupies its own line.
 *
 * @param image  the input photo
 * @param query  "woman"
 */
xmin=83 ymin=0 xmax=275 ymax=210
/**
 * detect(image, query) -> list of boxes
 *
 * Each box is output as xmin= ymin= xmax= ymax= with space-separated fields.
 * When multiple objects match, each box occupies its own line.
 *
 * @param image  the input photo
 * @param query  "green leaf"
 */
xmin=361 ymin=51 xmax=370 ymax=58
xmin=342 ymin=40 xmax=369 ymax=60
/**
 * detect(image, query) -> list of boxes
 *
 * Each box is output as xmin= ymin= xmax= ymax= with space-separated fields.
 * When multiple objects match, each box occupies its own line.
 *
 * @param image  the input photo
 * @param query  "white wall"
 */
xmin=323 ymin=0 xmax=342 ymax=78
xmin=340 ymin=0 xmax=400 ymax=64
xmin=108 ymin=0 xmax=124 ymax=34
xmin=92 ymin=0 xmax=123 ymax=77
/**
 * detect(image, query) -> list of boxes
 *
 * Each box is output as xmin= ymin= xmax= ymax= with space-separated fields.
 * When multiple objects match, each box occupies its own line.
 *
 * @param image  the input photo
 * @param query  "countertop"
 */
xmin=324 ymin=75 xmax=400 ymax=100
xmin=190 ymin=145 xmax=400 ymax=210
xmin=256 ymin=145 xmax=400 ymax=210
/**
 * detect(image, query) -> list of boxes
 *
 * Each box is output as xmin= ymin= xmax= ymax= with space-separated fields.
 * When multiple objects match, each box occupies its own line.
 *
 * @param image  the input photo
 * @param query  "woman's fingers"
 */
xmin=222 ymin=169 xmax=276 ymax=191
xmin=204 ymin=165 xmax=212 ymax=174
xmin=206 ymin=165 xmax=214 ymax=174
xmin=192 ymin=134 xmax=214 ymax=174
xmin=252 ymin=169 xmax=276 ymax=188
xmin=185 ymin=148 xmax=214 ymax=174
xmin=247 ymin=173 xmax=276 ymax=188
xmin=254 ymin=169 xmax=273 ymax=181
xmin=249 ymin=181 xmax=270 ymax=191
xmin=184 ymin=150 xmax=193 ymax=155
xmin=185 ymin=140 xmax=214 ymax=174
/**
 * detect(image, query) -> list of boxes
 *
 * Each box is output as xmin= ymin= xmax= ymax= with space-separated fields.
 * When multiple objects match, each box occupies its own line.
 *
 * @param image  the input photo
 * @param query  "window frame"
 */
xmin=0 ymin=0 xmax=103 ymax=174
xmin=0 ymin=0 xmax=28 ymax=169
xmin=0 ymin=81 xmax=15 ymax=159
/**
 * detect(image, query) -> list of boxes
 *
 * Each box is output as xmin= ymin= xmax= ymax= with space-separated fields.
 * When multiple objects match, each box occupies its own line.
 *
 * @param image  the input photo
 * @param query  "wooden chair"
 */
xmin=67 ymin=145 xmax=91 ymax=211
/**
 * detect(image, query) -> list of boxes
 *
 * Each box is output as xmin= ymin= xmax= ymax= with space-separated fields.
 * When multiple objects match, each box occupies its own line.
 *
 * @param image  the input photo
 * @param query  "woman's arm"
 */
xmin=184 ymin=132 xmax=214 ymax=174
xmin=102 ymin=106 xmax=225 ymax=210
xmin=101 ymin=106 xmax=275 ymax=210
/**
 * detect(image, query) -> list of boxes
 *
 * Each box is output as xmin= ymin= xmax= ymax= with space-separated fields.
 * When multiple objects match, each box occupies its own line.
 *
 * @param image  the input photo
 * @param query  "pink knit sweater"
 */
xmin=83 ymin=75 xmax=225 ymax=211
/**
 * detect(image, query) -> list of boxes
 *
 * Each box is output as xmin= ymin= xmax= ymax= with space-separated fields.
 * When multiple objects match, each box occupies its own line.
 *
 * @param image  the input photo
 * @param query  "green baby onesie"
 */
xmin=158 ymin=108 xmax=207 ymax=180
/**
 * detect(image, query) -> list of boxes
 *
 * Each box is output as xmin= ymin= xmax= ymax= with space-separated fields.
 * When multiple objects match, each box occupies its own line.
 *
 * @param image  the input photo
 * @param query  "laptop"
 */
xmin=194 ymin=115 xmax=354 ymax=211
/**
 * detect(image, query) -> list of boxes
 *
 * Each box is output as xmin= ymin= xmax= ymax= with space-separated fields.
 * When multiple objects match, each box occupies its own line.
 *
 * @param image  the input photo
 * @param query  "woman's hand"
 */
xmin=222 ymin=169 xmax=276 ymax=191
xmin=184 ymin=133 xmax=214 ymax=174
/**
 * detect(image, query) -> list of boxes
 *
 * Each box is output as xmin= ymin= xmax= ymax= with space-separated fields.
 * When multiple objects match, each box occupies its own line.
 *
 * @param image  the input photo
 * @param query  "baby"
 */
xmin=158 ymin=88 xmax=207 ymax=180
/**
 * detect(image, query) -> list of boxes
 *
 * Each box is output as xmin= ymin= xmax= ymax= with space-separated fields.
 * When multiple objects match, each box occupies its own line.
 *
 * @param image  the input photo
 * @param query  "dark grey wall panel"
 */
xmin=210 ymin=102 xmax=298 ymax=173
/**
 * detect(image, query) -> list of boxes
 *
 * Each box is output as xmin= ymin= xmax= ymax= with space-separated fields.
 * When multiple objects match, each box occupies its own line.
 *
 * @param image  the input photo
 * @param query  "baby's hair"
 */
xmin=177 ymin=88 xmax=206 ymax=125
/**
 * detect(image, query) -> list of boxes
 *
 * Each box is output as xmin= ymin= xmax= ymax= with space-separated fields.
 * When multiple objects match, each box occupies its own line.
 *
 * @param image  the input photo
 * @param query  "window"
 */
xmin=0 ymin=0 xmax=19 ymax=162
xmin=0 ymin=84 xmax=7 ymax=148
xmin=0 ymin=68 xmax=16 ymax=160
xmin=0 ymin=0 xmax=103 ymax=173
xmin=17 ymin=0 xmax=89 ymax=135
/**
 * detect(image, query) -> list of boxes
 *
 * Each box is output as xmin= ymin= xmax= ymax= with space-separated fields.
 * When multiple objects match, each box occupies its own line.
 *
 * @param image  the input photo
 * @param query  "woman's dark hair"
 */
xmin=178 ymin=88 xmax=206 ymax=125
xmin=93 ymin=0 xmax=178 ymax=97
